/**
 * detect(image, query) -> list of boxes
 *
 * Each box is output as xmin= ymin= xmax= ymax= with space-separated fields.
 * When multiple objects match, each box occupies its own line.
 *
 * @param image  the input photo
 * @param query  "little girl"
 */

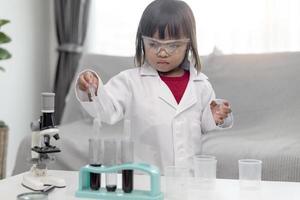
xmin=76 ymin=0 xmax=232 ymax=171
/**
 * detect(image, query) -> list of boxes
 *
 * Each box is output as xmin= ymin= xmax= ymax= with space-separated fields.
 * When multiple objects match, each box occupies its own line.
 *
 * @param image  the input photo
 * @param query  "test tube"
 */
xmin=121 ymin=139 xmax=134 ymax=193
xmin=104 ymin=139 xmax=118 ymax=192
xmin=89 ymin=138 xmax=102 ymax=190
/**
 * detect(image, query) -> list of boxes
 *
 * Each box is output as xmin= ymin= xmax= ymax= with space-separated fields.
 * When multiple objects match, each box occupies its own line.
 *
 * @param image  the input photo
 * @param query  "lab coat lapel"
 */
xmin=140 ymin=63 xmax=178 ymax=110
xmin=176 ymin=66 xmax=208 ymax=115
xmin=140 ymin=62 xmax=208 ymax=111
xmin=176 ymin=79 xmax=197 ymax=115
xmin=157 ymin=79 xmax=178 ymax=109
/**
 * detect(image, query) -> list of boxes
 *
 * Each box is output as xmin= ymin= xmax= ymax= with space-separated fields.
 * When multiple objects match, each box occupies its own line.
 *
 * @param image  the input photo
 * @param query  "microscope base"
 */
xmin=22 ymin=171 xmax=66 ymax=191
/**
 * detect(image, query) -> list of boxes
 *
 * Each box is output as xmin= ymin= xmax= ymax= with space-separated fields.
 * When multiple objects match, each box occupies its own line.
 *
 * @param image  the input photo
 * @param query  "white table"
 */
xmin=0 ymin=170 xmax=300 ymax=200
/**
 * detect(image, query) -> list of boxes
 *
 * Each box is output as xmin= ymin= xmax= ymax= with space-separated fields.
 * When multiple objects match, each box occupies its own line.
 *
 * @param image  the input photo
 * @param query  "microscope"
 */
xmin=22 ymin=93 xmax=66 ymax=191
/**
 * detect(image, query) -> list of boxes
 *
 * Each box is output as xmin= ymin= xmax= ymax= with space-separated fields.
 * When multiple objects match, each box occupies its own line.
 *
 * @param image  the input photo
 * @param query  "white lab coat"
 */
xmin=76 ymin=62 xmax=230 ymax=172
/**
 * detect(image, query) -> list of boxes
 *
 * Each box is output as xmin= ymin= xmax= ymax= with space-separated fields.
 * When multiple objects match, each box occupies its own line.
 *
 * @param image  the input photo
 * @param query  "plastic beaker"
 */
xmin=165 ymin=166 xmax=190 ymax=200
xmin=239 ymin=159 xmax=262 ymax=189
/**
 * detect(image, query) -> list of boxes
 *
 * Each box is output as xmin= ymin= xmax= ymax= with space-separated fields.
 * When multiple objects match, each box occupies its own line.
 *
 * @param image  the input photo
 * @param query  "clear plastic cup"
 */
xmin=214 ymin=98 xmax=233 ymax=129
xmin=193 ymin=155 xmax=217 ymax=188
xmin=165 ymin=166 xmax=190 ymax=200
xmin=194 ymin=155 xmax=217 ymax=179
xmin=239 ymin=159 xmax=262 ymax=189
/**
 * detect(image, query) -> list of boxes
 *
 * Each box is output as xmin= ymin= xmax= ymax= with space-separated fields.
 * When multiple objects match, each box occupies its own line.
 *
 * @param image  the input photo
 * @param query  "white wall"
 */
xmin=0 ymin=0 xmax=52 ymax=176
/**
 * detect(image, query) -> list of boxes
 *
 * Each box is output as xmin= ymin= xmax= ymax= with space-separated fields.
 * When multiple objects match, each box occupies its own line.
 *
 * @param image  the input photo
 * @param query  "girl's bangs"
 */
xmin=142 ymin=11 xmax=187 ymax=39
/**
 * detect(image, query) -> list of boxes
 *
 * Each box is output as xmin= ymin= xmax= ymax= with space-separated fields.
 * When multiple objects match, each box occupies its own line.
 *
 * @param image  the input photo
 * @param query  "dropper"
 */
xmin=88 ymin=83 xmax=102 ymax=137
xmin=87 ymin=84 xmax=103 ymax=191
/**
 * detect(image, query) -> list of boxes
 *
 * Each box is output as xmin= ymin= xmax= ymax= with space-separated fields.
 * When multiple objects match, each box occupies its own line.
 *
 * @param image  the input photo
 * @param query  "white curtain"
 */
xmin=84 ymin=0 xmax=300 ymax=56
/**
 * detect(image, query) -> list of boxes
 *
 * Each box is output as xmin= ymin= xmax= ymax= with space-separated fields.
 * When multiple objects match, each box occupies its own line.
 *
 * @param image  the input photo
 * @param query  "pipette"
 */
xmin=88 ymin=83 xmax=102 ymax=137
xmin=88 ymin=84 xmax=103 ymax=190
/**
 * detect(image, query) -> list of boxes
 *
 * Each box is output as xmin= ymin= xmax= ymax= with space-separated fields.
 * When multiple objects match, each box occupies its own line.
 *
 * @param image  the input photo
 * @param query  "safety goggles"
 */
xmin=142 ymin=36 xmax=190 ymax=55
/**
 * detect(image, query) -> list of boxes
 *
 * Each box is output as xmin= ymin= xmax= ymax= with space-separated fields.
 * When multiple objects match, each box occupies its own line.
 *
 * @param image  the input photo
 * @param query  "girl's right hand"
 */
xmin=78 ymin=70 xmax=99 ymax=93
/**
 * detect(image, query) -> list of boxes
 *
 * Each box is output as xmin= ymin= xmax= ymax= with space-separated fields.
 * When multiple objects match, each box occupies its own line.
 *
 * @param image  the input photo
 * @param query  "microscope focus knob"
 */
xmin=53 ymin=133 xmax=60 ymax=140
xmin=31 ymin=121 xmax=40 ymax=131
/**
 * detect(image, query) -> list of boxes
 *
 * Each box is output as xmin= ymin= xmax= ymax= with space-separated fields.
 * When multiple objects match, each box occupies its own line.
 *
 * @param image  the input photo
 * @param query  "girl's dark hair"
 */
xmin=135 ymin=0 xmax=201 ymax=72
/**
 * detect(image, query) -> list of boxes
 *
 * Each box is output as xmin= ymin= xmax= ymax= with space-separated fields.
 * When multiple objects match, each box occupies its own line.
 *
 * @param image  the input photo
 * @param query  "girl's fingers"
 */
xmin=78 ymin=84 xmax=86 ymax=91
xmin=84 ymin=71 xmax=98 ymax=88
xmin=79 ymin=71 xmax=99 ymax=90
xmin=217 ymin=102 xmax=231 ymax=113
xmin=84 ymin=71 xmax=94 ymax=84
xmin=222 ymin=100 xmax=229 ymax=106
xmin=79 ymin=75 xmax=89 ymax=91
xmin=216 ymin=113 xmax=225 ymax=120
xmin=212 ymin=100 xmax=232 ymax=125
xmin=221 ymin=106 xmax=231 ymax=114
xmin=216 ymin=118 xmax=224 ymax=125
xmin=210 ymin=100 xmax=217 ymax=107
xmin=92 ymin=76 xmax=99 ymax=88
xmin=213 ymin=112 xmax=224 ymax=124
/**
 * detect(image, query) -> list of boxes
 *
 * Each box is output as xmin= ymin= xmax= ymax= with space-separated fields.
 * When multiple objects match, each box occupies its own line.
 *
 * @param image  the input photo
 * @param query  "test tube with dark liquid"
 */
xmin=89 ymin=138 xmax=102 ymax=190
xmin=121 ymin=139 xmax=134 ymax=193
xmin=104 ymin=139 xmax=118 ymax=192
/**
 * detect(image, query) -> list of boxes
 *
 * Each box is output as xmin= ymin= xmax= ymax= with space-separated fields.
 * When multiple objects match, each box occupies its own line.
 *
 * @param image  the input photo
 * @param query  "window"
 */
xmin=85 ymin=0 xmax=300 ymax=56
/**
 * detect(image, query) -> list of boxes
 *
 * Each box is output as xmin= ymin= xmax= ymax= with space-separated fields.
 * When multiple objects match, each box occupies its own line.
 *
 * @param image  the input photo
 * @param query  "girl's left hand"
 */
xmin=210 ymin=100 xmax=232 ymax=125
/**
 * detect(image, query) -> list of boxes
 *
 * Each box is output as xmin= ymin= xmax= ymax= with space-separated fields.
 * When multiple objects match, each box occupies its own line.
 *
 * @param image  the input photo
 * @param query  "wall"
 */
xmin=0 ymin=0 xmax=51 ymax=176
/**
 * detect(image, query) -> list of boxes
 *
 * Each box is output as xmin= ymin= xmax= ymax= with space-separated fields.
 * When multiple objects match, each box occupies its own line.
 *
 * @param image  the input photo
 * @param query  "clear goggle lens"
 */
xmin=142 ymin=36 xmax=189 ymax=54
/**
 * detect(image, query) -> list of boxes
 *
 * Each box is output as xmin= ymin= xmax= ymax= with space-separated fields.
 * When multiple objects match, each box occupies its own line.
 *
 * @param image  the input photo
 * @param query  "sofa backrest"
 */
xmin=203 ymin=52 xmax=300 ymax=134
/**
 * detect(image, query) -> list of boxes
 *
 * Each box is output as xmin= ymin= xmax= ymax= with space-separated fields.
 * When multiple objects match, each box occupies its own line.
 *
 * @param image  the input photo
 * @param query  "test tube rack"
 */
xmin=75 ymin=163 xmax=164 ymax=200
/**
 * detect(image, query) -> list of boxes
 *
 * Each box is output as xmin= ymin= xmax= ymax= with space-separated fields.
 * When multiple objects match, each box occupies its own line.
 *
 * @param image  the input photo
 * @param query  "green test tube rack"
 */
xmin=75 ymin=163 xmax=164 ymax=200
